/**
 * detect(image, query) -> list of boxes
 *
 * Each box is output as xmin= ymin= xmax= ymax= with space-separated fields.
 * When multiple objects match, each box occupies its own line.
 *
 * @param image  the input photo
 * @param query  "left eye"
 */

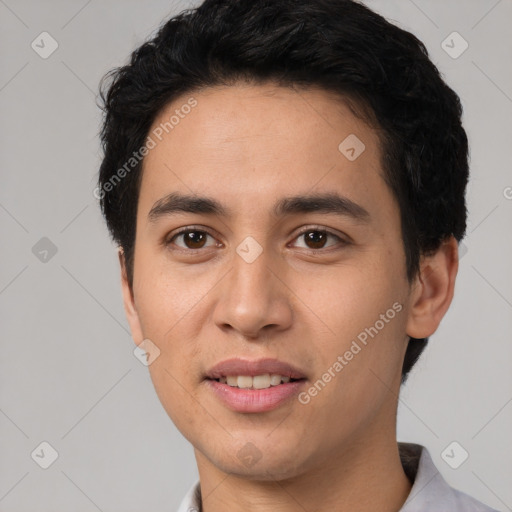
xmin=291 ymin=229 xmax=343 ymax=250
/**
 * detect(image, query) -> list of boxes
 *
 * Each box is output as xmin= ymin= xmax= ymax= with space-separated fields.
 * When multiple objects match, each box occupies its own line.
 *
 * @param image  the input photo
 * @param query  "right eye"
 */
xmin=165 ymin=227 xmax=221 ymax=251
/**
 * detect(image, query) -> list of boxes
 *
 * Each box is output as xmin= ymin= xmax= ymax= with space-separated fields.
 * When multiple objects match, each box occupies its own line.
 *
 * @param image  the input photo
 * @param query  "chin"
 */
xmin=197 ymin=437 xmax=310 ymax=481
xmin=223 ymin=458 xmax=306 ymax=482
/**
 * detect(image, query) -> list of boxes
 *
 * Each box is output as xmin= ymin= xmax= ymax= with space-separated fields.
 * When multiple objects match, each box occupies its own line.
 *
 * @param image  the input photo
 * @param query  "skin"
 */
xmin=119 ymin=83 xmax=459 ymax=512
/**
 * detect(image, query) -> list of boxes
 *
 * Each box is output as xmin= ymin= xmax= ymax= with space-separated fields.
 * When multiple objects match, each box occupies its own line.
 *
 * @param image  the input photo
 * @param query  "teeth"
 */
xmin=216 ymin=374 xmax=296 ymax=389
xmin=237 ymin=376 xmax=253 ymax=389
xmin=269 ymin=374 xmax=282 ymax=386
xmin=226 ymin=376 xmax=238 ymax=386
xmin=253 ymin=374 xmax=271 ymax=389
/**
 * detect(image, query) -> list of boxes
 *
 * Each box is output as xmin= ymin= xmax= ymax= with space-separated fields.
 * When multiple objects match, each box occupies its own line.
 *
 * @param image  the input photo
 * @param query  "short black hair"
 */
xmin=97 ymin=0 xmax=469 ymax=382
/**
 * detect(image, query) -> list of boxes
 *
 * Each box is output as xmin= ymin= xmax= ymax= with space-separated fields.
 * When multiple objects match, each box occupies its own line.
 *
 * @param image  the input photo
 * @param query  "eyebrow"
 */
xmin=147 ymin=191 xmax=370 ymax=224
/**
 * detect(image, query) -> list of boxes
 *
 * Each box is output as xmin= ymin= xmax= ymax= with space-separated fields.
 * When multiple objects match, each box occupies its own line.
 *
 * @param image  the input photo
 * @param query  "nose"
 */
xmin=212 ymin=243 xmax=293 ymax=339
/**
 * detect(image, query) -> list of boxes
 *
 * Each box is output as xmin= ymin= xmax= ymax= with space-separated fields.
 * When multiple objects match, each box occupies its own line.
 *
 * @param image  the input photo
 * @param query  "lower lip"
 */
xmin=205 ymin=379 xmax=306 ymax=413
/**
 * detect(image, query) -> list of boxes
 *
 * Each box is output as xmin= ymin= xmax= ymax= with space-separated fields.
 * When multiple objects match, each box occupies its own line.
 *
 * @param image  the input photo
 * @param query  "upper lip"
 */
xmin=205 ymin=358 xmax=307 ymax=380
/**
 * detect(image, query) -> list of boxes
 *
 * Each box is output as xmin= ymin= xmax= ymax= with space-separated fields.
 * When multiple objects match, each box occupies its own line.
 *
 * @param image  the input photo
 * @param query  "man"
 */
xmin=97 ymin=0 xmax=497 ymax=510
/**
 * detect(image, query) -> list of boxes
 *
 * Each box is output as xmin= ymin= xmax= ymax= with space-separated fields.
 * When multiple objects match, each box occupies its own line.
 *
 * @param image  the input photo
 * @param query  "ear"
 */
xmin=406 ymin=236 xmax=459 ymax=339
xmin=119 ymin=248 xmax=144 ymax=345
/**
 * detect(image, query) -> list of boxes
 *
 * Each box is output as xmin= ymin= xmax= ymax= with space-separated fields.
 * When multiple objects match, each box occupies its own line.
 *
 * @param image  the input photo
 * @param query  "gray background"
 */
xmin=1 ymin=0 xmax=511 ymax=510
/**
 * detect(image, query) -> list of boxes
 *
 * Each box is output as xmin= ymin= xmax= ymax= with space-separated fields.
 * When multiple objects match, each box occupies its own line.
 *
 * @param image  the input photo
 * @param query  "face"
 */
xmin=121 ymin=83 xmax=420 ymax=480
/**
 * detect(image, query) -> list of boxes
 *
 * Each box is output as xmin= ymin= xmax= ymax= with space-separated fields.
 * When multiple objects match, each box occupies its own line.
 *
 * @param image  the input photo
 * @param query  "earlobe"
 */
xmin=119 ymin=248 xmax=144 ymax=345
xmin=405 ymin=237 xmax=459 ymax=339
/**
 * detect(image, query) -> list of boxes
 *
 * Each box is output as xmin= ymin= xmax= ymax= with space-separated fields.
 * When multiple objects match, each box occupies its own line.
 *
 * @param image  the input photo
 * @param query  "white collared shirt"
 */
xmin=176 ymin=443 xmax=498 ymax=511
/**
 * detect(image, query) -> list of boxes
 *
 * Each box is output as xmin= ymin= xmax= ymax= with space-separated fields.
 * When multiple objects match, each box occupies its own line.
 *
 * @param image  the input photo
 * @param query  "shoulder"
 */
xmin=446 ymin=486 xmax=500 ymax=511
xmin=399 ymin=442 xmax=499 ymax=512
xmin=175 ymin=478 xmax=201 ymax=512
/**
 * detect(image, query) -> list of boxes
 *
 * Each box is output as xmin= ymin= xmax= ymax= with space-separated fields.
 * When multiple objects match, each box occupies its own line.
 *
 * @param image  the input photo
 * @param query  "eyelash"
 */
xmin=164 ymin=225 xmax=348 ymax=253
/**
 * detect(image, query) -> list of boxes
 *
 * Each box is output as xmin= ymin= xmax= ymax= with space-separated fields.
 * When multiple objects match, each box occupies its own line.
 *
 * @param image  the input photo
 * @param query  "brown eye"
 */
xmin=168 ymin=229 xmax=217 ymax=250
xmin=292 ymin=228 xmax=345 ymax=251
xmin=303 ymin=230 xmax=328 ymax=249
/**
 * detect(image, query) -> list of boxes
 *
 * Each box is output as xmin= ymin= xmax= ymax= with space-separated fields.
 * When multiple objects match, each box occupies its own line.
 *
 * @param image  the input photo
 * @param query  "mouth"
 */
xmin=205 ymin=356 xmax=307 ymax=383
xmin=206 ymin=374 xmax=305 ymax=389
xmin=204 ymin=358 xmax=308 ymax=412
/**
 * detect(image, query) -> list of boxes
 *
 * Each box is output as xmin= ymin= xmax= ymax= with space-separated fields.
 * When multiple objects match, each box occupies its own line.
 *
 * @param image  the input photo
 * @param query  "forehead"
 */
xmin=138 ymin=83 xmax=391 ymax=223
xmin=146 ymin=83 xmax=378 ymax=162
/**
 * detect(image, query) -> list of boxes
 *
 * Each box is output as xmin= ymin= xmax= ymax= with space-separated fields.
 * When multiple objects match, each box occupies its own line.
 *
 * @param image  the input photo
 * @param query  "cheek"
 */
xmin=301 ymin=262 xmax=407 ymax=401
xmin=133 ymin=252 xmax=209 ymax=339
xmin=135 ymin=273 xmax=206 ymax=373
xmin=305 ymin=262 xmax=401 ymax=342
xmin=131 ymin=256 xmax=208 ymax=408
xmin=137 ymin=292 xmax=206 ymax=442
xmin=147 ymin=358 xmax=208 ymax=446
